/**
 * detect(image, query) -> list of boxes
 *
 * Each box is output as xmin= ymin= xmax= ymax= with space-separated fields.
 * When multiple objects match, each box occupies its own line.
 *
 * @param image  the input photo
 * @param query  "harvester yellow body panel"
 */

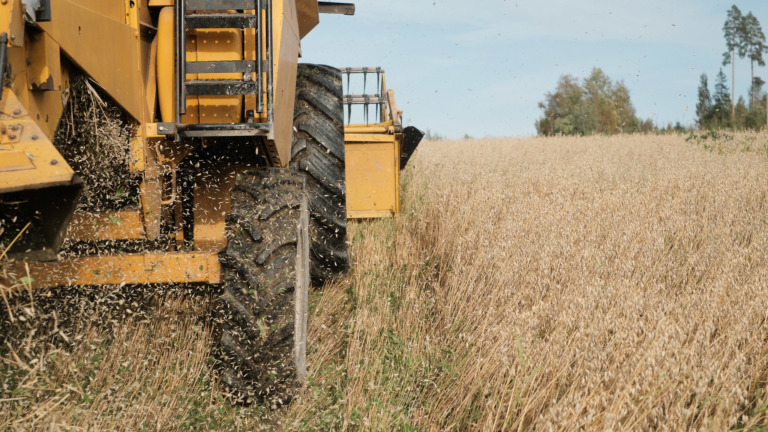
xmin=38 ymin=0 xmax=151 ymax=124
xmin=341 ymin=70 xmax=423 ymax=218
xmin=344 ymin=130 xmax=400 ymax=218
xmin=15 ymin=252 xmax=221 ymax=289
xmin=157 ymin=7 xmax=175 ymax=122
xmin=271 ymin=0 xmax=300 ymax=166
xmin=0 ymin=90 xmax=74 ymax=193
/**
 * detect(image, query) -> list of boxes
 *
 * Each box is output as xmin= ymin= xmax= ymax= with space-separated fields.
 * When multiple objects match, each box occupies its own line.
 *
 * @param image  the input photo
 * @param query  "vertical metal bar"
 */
xmin=0 ymin=33 xmax=7 ymax=100
xmin=379 ymin=69 xmax=386 ymax=122
xmin=176 ymin=0 xmax=187 ymax=121
xmin=346 ymin=68 xmax=351 ymax=94
xmin=266 ymin=0 xmax=274 ymax=127
xmin=346 ymin=68 xmax=351 ymax=124
xmin=256 ymin=0 xmax=263 ymax=113
xmin=375 ymin=69 xmax=380 ymax=122
xmin=363 ymin=68 xmax=367 ymax=124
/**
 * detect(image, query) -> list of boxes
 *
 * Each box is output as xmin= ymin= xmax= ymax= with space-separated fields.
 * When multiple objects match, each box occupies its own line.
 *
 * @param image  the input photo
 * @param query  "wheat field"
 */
xmin=2 ymin=132 xmax=768 ymax=430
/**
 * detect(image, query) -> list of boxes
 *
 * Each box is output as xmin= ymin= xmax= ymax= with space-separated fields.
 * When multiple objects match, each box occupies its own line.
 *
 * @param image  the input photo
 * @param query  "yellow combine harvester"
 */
xmin=0 ymin=0 xmax=421 ymax=404
xmin=342 ymin=67 xmax=423 ymax=218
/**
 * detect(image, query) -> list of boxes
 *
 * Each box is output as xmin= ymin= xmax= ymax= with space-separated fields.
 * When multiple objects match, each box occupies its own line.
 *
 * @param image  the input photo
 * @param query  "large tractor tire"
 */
xmin=291 ymin=64 xmax=349 ymax=285
xmin=216 ymin=169 xmax=309 ymax=407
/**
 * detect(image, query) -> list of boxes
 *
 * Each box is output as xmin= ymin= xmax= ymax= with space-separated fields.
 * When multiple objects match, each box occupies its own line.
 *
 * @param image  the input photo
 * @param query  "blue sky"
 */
xmin=301 ymin=1 xmax=768 ymax=138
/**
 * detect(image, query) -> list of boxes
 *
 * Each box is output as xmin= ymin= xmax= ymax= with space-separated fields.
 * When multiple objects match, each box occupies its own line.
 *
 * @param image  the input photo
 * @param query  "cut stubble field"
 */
xmin=2 ymin=132 xmax=768 ymax=430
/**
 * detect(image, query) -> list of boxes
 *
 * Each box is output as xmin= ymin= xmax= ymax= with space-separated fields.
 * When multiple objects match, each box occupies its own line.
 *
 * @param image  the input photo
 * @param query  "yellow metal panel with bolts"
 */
xmin=25 ymin=32 xmax=61 ymax=91
xmin=8 ymin=253 xmax=222 ymax=290
xmin=344 ymin=134 xmax=400 ymax=219
xmin=6 ymin=42 xmax=69 ymax=140
xmin=0 ymin=90 xmax=75 ymax=193
xmin=0 ymin=0 xmax=25 ymax=48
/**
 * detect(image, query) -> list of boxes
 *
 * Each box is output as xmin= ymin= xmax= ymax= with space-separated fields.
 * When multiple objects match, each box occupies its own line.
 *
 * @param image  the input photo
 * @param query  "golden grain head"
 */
xmin=289 ymin=131 xmax=768 ymax=431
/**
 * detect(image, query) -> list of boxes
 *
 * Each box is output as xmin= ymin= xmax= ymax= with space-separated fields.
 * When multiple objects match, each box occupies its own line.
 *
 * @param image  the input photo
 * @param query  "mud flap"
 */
xmin=400 ymin=126 xmax=424 ymax=170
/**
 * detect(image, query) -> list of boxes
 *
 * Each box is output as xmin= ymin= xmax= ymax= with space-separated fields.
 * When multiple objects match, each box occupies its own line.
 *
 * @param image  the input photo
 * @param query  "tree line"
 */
xmin=536 ymin=68 xmax=653 ymax=136
xmin=536 ymin=5 xmax=768 ymax=136
xmin=697 ymin=5 xmax=767 ymax=130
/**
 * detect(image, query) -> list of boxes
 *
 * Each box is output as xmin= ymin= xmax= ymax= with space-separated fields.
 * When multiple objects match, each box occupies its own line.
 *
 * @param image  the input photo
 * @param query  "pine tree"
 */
xmin=742 ymin=12 xmax=767 ymax=106
xmin=712 ymin=68 xmax=733 ymax=128
xmin=750 ymin=76 xmax=765 ymax=108
xmin=696 ymin=73 xmax=711 ymax=127
xmin=722 ymin=5 xmax=745 ymax=117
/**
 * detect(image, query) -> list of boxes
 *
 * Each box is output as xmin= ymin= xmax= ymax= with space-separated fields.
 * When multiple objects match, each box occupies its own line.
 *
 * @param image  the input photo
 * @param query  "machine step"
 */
xmin=185 ymin=13 xmax=259 ymax=29
xmin=186 ymin=79 xmax=258 ymax=96
xmin=186 ymin=0 xmax=258 ymax=10
xmin=158 ymin=122 xmax=271 ymax=137
xmin=186 ymin=60 xmax=257 ymax=74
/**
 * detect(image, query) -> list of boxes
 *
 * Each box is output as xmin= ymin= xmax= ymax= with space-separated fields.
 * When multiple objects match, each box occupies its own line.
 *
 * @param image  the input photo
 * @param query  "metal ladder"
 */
xmin=171 ymin=0 xmax=273 ymax=137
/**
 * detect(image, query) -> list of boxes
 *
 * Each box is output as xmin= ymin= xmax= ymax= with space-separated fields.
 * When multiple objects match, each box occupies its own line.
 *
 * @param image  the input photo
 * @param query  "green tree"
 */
xmin=750 ymin=76 xmax=765 ymax=108
xmin=638 ymin=118 xmax=655 ymax=133
xmin=611 ymin=81 xmax=639 ymax=132
xmin=734 ymin=96 xmax=748 ymax=129
xmin=742 ymin=12 xmax=767 ymax=106
xmin=536 ymin=68 xmax=640 ymax=136
xmin=710 ymin=68 xmax=733 ymax=128
xmin=583 ymin=68 xmax=619 ymax=133
xmin=722 ymin=5 xmax=745 ymax=117
xmin=745 ymin=97 xmax=766 ymax=129
xmin=536 ymin=74 xmax=593 ymax=136
xmin=696 ymin=73 xmax=712 ymax=127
